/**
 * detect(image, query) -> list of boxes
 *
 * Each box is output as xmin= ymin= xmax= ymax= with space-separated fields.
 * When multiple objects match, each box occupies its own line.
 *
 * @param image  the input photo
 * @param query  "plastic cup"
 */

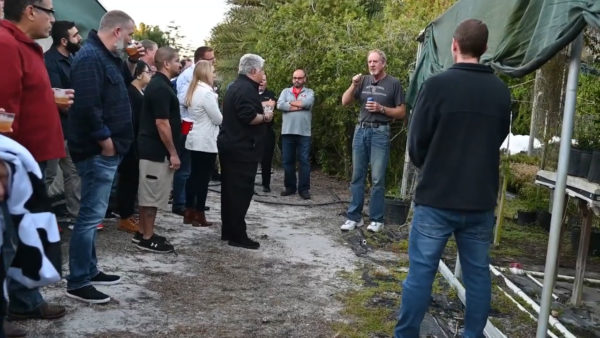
xmin=262 ymin=104 xmax=274 ymax=114
xmin=53 ymin=88 xmax=70 ymax=105
xmin=181 ymin=118 xmax=193 ymax=135
xmin=0 ymin=112 xmax=15 ymax=132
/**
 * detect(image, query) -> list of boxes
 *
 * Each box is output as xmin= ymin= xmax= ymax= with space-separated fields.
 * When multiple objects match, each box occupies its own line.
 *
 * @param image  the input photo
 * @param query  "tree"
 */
xmin=134 ymin=22 xmax=192 ymax=55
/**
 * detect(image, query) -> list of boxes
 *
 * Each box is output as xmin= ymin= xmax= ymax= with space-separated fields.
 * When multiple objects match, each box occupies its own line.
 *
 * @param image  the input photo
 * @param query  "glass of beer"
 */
xmin=0 ymin=112 xmax=15 ymax=132
xmin=53 ymin=88 xmax=70 ymax=105
xmin=126 ymin=40 xmax=139 ymax=58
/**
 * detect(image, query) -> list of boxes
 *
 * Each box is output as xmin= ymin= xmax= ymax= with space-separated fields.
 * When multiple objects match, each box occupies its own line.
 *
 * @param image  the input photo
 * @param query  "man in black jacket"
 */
xmin=218 ymin=53 xmax=272 ymax=250
xmin=394 ymin=19 xmax=511 ymax=338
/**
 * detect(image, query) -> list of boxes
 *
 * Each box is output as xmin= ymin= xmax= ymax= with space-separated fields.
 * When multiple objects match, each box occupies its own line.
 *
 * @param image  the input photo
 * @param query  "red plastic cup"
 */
xmin=181 ymin=119 xmax=193 ymax=135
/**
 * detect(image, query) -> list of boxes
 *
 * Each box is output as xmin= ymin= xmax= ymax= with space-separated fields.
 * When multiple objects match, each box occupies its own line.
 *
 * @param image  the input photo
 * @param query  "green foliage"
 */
xmin=134 ymin=22 xmax=190 ymax=54
xmin=210 ymin=0 xmax=457 ymax=187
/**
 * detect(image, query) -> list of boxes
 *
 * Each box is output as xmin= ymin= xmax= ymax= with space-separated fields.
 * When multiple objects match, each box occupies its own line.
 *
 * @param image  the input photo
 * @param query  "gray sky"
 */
xmin=98 ymin=0 xmax=230 ymax=51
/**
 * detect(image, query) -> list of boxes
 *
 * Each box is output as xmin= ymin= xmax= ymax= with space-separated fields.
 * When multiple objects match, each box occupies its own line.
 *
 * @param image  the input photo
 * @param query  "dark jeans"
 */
xmin=281 ymin=134 xmax=311 ymax=193
xmin=394 ymin=205 xmax=494 ymax=338
xmin=220 ymin=155 xmax=258 ymax=241
xmin=186 ymin=151 xmax=216 ymax=210
xmin=117 ymin=148 xmax=139 ymax=218
xmin=261 ymin=128 xmax=276 ymax=188
xmin=173 ymin=135 xmax=191 ymax=210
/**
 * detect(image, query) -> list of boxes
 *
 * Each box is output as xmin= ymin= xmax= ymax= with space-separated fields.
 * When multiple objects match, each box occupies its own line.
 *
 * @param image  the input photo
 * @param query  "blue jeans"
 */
xmin=347 ymin=125 xmax=390 ymax=222
xmin=394 ymin=205 xmax=494 ymax=338
xmin=67 ymin=154 xmax=121 ymax=290
xmin=172 ymin=135 xmax=191 ymax=210
xmin=281 ymin=135 xmax=311 ymax=193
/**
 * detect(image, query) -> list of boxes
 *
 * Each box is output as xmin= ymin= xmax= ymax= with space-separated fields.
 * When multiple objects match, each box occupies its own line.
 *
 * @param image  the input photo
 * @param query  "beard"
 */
xmin=114 ymin=37 xmax=127 ymax=57
xmin=66 ymin=41 xmax=81 ymax=54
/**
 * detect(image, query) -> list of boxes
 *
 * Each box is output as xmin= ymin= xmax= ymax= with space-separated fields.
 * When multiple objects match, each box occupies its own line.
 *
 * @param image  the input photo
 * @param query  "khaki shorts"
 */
xmin=138 ymin=159 xmax=174 ymax=210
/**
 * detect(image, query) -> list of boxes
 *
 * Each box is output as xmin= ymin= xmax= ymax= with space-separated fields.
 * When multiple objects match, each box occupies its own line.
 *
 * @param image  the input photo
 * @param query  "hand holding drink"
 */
xmin=126 ymin=40 xmax=145 ymax=60
xmin=352 ymin=73 xmax=362 ymax=86
xmin=53 ymin=88 xmax=75 ymax=111
xmin=0 ymin=108 xmax=14 ymax=133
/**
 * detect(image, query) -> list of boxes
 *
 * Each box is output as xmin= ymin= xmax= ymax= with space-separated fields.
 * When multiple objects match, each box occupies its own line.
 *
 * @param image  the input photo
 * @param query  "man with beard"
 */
xmin=136 ymin=46 xmax=181 ymax=253
xmin=44 ymin=20 xmax=82 ymax=226
xmin=340 ymin=49 xmax=406 ymax=233
xmin=67 ymin=10 xmax=144 ymax=303
xmin=277 ymin=69 xmax=314 ymax=199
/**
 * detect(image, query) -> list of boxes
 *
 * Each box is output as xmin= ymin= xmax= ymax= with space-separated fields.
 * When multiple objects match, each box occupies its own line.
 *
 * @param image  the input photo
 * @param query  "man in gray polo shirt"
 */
xmin=340 ymin=49 xmax=406 ymax=232
xmin=277 ymin=69 xmax=315 ymax=200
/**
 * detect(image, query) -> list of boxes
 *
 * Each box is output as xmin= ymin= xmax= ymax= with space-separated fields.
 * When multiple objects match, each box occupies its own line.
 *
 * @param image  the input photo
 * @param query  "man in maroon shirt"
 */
xmin=0 ymin=0 xmax=70 ymax=323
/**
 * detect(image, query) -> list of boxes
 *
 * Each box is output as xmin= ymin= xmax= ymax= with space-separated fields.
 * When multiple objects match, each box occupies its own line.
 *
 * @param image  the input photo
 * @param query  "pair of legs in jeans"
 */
xmin=395 ymin=205 xmax=494 ymax=338
xmin=347 ymin=125 xmax=390 ymax=223
xmin=281 ymin=134 xmax=310 ymax=194
xmin=67 ymin=155 xmax=121 ymax=291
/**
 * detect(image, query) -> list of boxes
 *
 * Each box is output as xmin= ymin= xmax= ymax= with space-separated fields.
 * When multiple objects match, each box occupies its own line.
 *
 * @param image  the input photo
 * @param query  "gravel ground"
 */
xmin=16 ymin=170 xmax=403 ymax=338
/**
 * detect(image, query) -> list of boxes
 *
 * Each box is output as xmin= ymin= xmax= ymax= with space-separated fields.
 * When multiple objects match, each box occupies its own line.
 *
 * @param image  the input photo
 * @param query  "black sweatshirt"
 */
xmin=409 ymin=63 xmax=511 ymax=211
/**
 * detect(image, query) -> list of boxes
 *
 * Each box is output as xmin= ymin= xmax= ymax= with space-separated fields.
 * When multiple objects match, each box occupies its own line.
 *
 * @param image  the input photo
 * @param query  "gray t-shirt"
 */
xmin=354 ymin=74 xmax=405 ymax=123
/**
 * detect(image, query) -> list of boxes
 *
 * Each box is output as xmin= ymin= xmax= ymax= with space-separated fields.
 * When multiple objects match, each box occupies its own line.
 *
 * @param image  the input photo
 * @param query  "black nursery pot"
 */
xmin=578 ymin=150 xmax=593 ymax=178
xmin=536 ymin=210 xmax=552 ymax=232
xmin=384 ymin=198 xmax=410 ymax=225
xmin=517 ymin=210 xmax=537 ymax=226
xmin=568 ymin=147 xmax=583 ymax=177
xmin=587 ymin=150 xmax=600 ymax=184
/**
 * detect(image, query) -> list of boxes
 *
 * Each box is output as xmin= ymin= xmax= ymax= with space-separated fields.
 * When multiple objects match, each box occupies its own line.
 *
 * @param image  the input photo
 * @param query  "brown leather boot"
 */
xmin=4 ymin=320 xmax=26 ymax=338
xmin=183 ymin=208 xmax=195 ymax=225
xmin=192 ymin=210 xmax=213 ymax=227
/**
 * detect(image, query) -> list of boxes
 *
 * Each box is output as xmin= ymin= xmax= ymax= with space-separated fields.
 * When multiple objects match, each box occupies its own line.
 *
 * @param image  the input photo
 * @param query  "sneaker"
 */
xmin=340 ymin=219 xmax=364 ymax=231
xmin=367 ymin=221 xmax=384 ymax=233
xmin=228 ymin=237 xmax=260 ymax=250
xmin=137 ymin=235 xmax=174 ymax=253
xmin=262 ymin=185 xmax=271 ymax=193
xmin=90 ymin=271 xmax=121 ymax=285
xmin=68 ymin=224 xmax=74 ymax=230
xmin=118 ymin=218 xmax=138 ymax=233
xmin=97 ymin=223 xmax=104 ymax=231
xmin=66 ymin=285 xmax=110 ymax=304
xmin=171 ymin=207 xmax=185 ymax=216
xmin=132 ymin=232 xmax=167 ymax=244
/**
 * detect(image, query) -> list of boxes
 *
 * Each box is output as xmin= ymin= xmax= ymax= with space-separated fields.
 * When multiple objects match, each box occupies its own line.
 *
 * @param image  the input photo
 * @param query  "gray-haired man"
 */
xmin=218 ymin=53 xmax=272 ymax=250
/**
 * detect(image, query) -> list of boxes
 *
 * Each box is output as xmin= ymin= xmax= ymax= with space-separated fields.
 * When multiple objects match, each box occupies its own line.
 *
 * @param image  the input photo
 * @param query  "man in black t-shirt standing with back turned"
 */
xmin=136 ymin=47 xmax=182 ymax=253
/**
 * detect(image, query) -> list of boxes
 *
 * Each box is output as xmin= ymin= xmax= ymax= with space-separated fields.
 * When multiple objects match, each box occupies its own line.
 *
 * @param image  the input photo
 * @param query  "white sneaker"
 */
xmin=367 ymin=221 xmax=384 ymax=232
xmin=340 ymin=219 xmax=364 ymax=231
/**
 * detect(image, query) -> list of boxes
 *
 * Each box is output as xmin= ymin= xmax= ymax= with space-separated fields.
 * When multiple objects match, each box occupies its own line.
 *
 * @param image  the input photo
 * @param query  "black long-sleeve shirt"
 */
xmin=218 ymin=75 xmax=266 ymax=162
xmin=409 ymin=63 xmax=511 ymax=211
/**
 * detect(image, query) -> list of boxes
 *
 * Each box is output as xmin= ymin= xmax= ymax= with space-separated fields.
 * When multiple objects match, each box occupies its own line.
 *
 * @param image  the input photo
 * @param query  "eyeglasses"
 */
xmin=292 ymin=77 xmax=305 ymax=80
xmin=32 ymin=4 xmax=55 ymax=17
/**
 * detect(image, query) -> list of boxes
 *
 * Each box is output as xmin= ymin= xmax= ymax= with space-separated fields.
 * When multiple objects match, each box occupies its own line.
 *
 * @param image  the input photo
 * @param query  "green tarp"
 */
xmin=407 ymin=0 xmax=600 ymax=107
xmin=54 ymin=0 xmax=106 ymax=38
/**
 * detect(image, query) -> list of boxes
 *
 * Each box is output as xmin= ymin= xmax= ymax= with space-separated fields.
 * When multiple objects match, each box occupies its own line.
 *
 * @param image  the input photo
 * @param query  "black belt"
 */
xmin=358 ymin=121 xmax=389 ymax=128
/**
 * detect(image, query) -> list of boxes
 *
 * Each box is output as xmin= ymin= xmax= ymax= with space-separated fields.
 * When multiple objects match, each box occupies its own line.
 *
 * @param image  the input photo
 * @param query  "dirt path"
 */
xmin=22 ymin=170 xmax=399 ymax=337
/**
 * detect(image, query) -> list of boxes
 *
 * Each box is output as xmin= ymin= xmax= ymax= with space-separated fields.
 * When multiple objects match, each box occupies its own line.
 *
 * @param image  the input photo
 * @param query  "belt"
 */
xmin=358 ymin=121 xmax=389 ymax=128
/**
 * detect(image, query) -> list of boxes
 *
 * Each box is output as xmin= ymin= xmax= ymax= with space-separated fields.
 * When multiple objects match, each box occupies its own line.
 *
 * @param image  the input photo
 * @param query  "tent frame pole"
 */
xmin=535 ymin=33 xmax=583 ymax=338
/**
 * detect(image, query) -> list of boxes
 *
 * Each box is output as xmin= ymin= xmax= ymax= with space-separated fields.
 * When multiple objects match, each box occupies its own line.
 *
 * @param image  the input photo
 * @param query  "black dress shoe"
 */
xmin=280 ymin=188 xmax=296 ymax=196
xmin=299 ymin=191 xmax=311 ymax=200
xmin=262 ymin=186 xmax=271 ymax=193
xmin=228 ymin=238 xmax=260 ymax=250
xmin=204 ymin=206 xmax=210 ymax=211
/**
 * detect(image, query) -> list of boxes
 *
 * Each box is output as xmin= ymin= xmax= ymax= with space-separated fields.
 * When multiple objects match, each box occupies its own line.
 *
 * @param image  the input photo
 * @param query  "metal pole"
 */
xmin=536 ymin=33 xmax=583 ymax=338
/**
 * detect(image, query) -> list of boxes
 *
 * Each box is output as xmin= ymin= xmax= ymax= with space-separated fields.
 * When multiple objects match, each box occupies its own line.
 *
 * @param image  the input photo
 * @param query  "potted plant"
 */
xmin=384 ymin=187 xmax=411 ymax=226
xmin=571 ymin=114 xmax=598 ymax=178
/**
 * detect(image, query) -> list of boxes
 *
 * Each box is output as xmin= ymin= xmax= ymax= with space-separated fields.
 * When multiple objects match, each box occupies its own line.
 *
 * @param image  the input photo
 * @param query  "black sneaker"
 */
xmin=137 ymin=235 xmax=174 ymax=253
xmin=262 ymin=185 xmax=271 ymax=193
xmin=228 ymin=237 xmax=260 ymax=250
xmin=171 ymin=207 xmax=185 ymax=216
xmin=66 ymin=285 xmax=110 ymax=304
xmin=132 ymin=232 xmax=167 ymax=244
xmin=90 ymin=271 xmax=121 ymax=285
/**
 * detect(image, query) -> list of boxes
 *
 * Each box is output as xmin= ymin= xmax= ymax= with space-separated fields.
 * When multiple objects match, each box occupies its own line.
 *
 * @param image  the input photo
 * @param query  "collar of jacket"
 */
xmin=238 ymin=74 xmax=260 ymax=90
xmin=450 ymin=62 xmax=493 ymax=73
xmin=0 ymin=20 xmax=42 ymax=54
xmin=86 ymin=29 xmax=124 ymax=64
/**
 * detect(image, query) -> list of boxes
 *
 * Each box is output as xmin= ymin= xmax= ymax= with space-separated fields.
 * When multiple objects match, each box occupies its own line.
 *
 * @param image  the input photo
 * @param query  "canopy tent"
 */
xmin=54 ymin=0 xmax=106 ymax=38
xmin=406 ymin=0 xmax=600 ymax=107
xmin=404 ymin=1 xmax=600 ymax=337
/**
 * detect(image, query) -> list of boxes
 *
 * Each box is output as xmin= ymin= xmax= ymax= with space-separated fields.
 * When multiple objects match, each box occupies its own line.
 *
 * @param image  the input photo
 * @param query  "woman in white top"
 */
xmin=182 ymin=60 xmax=222 ymax=227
